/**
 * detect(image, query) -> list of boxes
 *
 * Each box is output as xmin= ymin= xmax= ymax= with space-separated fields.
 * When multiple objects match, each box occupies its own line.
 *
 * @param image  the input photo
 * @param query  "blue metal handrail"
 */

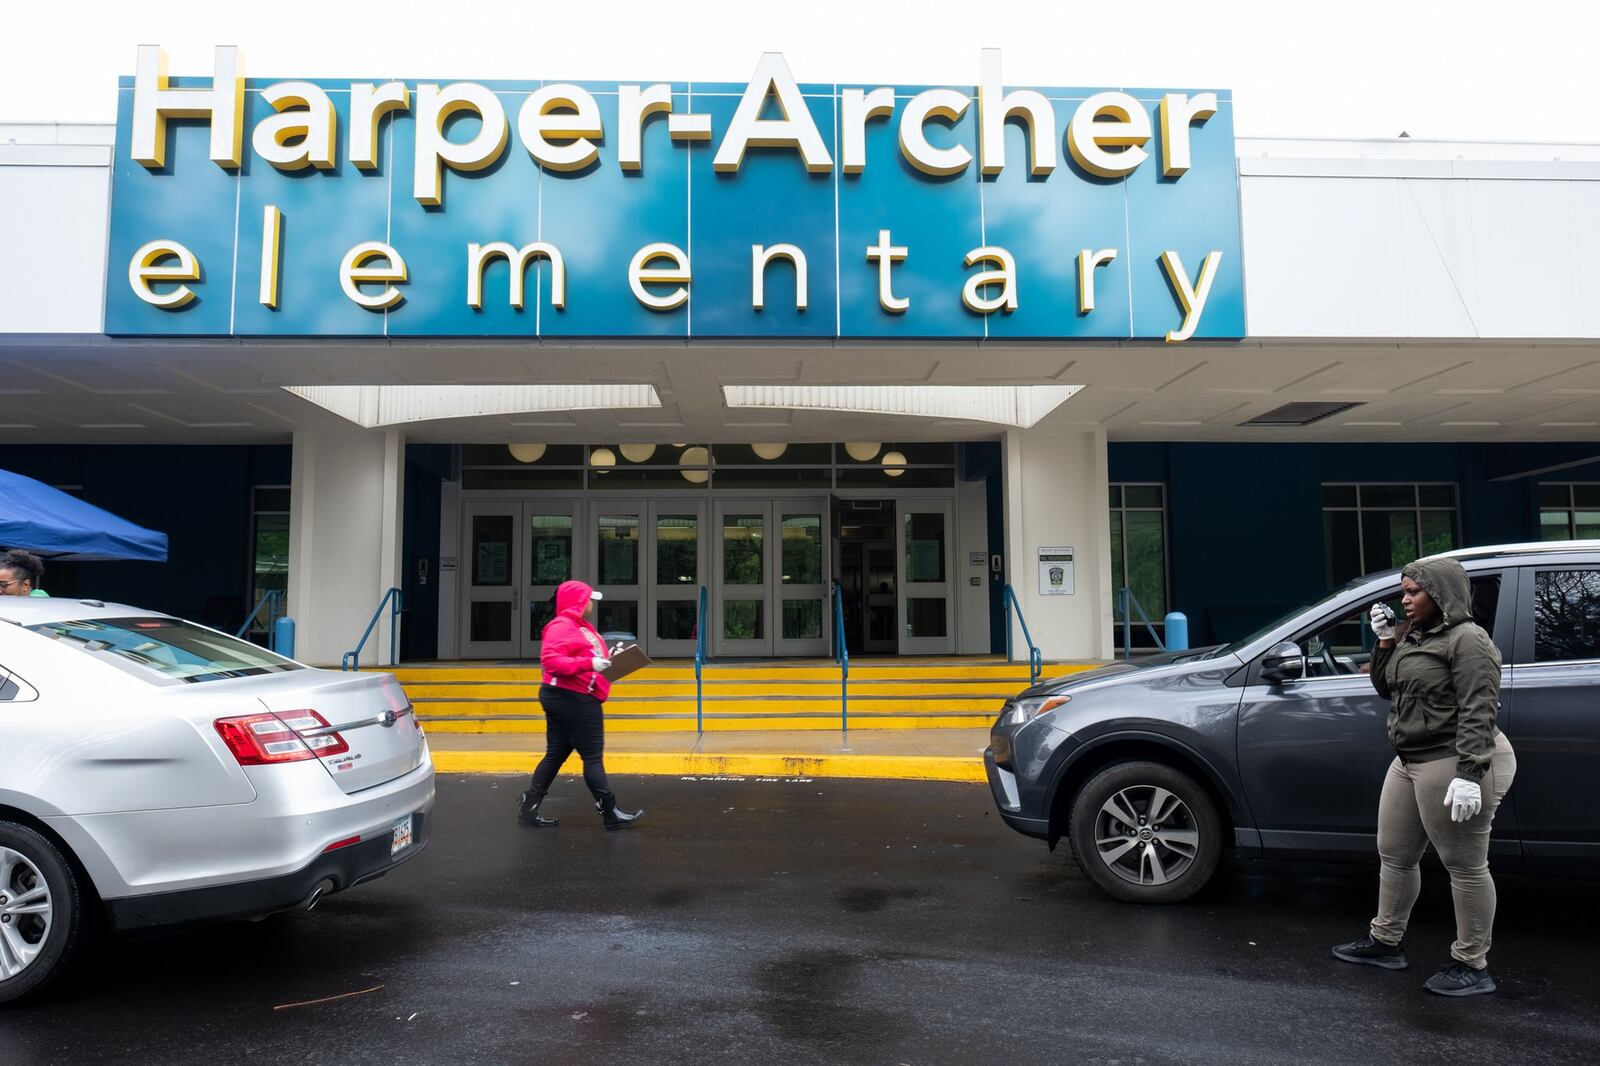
xmin=342 ymin=586 xmax=403 ymax=671
xmin=1114 ymin=586 xmax=1167 ymax=661
xmin=832 ymin=581 xmax=849 ymax=732
xmin=1003 ymin=584 xmax=1043 ymax=684
xmin=236 ymin=589 xmax=284 ymax=648
xmin=693 ymin=585 xmax=708 ymax=734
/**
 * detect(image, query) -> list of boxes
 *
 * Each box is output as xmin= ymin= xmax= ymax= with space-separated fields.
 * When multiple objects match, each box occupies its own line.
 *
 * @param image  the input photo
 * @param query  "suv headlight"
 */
xmin=1002 ymin=694 xmax=1070 ymax=726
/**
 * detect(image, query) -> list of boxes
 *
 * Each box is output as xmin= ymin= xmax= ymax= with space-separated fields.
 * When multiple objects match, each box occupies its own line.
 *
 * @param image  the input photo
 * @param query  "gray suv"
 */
xmin=986 ymin=541 xmax=1600 ymax=903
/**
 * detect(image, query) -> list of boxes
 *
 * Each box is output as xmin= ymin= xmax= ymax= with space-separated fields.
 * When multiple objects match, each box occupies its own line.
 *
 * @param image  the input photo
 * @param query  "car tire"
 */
xmin=1067 ymin=761 xmax=1222 ymax=904
xmin=0 ymin=821 xmax=83 ymax=1006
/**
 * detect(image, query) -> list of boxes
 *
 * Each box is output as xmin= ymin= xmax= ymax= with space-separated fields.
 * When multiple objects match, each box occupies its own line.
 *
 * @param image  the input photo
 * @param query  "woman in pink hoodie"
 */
xmin=517 ymin=579 xmax=643 ymax=829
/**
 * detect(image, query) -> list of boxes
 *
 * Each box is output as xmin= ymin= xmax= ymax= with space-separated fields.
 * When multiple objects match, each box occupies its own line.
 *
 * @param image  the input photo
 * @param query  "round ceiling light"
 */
xmin=883 ymin=450 xmax=907 ymax=477
xmin=589 ymin=446 xmax=617 ymax=468
xmin=751 ymin=443 xmax=788 ymax=460
xmin=508 ymin=443 xmax=546 ymax=464
xmin=679 ymin=445 xmax=710 ymax=483
xmin=619 ymin=444 xmax=657 ymax=463
xmin=844 ymin=441 xmax=882 ymax=462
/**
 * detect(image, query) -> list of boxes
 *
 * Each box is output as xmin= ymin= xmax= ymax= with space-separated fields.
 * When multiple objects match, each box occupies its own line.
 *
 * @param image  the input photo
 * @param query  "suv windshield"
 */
xmin=27 ymin=616 xmax=302 ymax=684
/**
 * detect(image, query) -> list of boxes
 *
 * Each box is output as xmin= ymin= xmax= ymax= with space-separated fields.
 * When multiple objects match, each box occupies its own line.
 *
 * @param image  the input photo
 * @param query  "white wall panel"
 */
xmin=0 ymin=160 xmax=109 ymax=333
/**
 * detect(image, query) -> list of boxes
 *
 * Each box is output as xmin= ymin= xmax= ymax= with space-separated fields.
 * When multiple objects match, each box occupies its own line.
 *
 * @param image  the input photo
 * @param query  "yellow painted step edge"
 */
xmin=432 ymin=749 xmax=985 ymax=783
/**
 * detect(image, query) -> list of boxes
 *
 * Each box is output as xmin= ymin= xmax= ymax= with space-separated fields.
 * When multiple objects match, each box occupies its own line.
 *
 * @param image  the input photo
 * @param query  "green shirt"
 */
xmin=28 ymin=588 xmax=48 ymax=597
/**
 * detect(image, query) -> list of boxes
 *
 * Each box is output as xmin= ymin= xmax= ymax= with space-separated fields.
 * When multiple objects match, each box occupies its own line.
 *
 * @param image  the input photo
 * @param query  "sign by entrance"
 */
xmin=1037 ymin=547 xmax=1075 ymax=596
xmin=105 ymin=48 xmax=1244 ymax=341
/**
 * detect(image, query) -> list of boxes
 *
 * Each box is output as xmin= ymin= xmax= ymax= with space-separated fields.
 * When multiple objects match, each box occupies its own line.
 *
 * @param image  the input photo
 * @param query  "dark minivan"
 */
xmin=986 ymin=541 xmax=1600 ymax=903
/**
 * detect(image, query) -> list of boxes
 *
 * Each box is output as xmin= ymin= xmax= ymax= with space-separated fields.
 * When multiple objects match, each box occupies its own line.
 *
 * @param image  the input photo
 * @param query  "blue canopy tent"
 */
xmin=0 ymin=469 xmax=169 ymax=561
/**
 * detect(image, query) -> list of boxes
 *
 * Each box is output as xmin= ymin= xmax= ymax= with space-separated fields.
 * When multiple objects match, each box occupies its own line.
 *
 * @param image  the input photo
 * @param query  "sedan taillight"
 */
xmin=214 ymin=710 xmax=349 ymax=766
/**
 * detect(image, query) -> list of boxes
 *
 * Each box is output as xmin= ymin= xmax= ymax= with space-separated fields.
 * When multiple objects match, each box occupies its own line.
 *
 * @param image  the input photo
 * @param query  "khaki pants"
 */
xmin=1370 ymin=732 xmax=1516 ymax=969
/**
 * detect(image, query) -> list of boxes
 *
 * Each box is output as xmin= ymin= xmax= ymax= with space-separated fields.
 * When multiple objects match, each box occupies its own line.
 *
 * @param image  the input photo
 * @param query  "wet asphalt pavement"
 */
xmin=4 ymin=773 xmax=1598 ymax=1065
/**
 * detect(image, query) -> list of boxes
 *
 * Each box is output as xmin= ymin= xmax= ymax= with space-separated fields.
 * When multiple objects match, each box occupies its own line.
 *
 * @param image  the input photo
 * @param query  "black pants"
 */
xmin=528 ymin=684 xmax=612 ymax=802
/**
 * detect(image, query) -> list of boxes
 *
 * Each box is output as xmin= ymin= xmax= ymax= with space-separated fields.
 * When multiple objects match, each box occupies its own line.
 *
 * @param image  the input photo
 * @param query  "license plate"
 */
xmin=391 ymin=814 xmax=414 ymax=856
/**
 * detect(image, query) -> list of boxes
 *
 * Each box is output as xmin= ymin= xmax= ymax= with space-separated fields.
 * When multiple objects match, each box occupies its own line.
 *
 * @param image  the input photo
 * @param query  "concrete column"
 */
xmin=287 ymin=429 xmax=406 ymax=667
xmin=1002 ymin=426 xmax=1114 ymax=661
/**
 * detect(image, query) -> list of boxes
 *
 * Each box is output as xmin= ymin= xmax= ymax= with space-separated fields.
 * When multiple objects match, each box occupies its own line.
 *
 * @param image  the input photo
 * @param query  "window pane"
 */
xmin=907 ymin=597 xmax=948 ymax=637
xmin=781 ymin=515 xmax=822 ymax=584
xmin=251 ymin=513 xmax=289 ymax=622
xmin=1124 ymin=485 xmax=1163 ymax=509
xmin=1419 ymin=509 xmax=1456 ymax=558
xmin=598 ymin=600 xmax=639 ymax=638
xmin=1321 ymin=484 xmax=1357 ymax=508
xmin=1534 ymin=570 xmax=1600 ymax=662
xmin=655 ymin=514 xmax=698 ymax=586
xmin=1538 ymin=483 xmax=1572 ymax=508
xmin=253 ymin=487 xmax=290 ymax=512
xmin=782 ymin=599 xmax=823 ymax=640
xmin=1417 ymin=485 xmax=1455 ymax=508
xmin=462 ymin=468 xmax=584 ymax=490
xmin=722 ymin=515 xmax=765 ymax=584
xmin=596 ymin=515 xmax=639 ymax=585
xmin=1324 ymin=509 xmax=1362 ymax=589
xmin=1108 ymin=485 xmax=1123 ymax=508
xmin=711 ymin=443 xmax=833 ymax=465
xmin=1361 ymin=509 xmax=1417 ymax=574
xmin=656 ymin=600 xmax=698 ymax=641
xmin=529 ymin=514 xmax=573 ymax=585
xmin=1575 ymin=486 xmax=1600 ymax=509
xmin=462 ymin=443 xmax=583 ymax=466
xmin=1361 ymin=485 xmax=1415 ymax=509
xmin=1576 ymin=511 xmax=1600 ymax=540
xmin=904 ymin=513 xmax=947 ymax=583
xmin=724 ymin=599 xmax=763 ymax=640
xmin=1124 ymin=510 xmax=1167 ymax=617
xmin=1110 ymin=510 xmax=1126 ymax=593
xmin=471 ymin=514 xmax=513 ymax=586
xmin=471 ymin=601 xmax=512 ymax=642
xmin=1541 ymin=510 xmax=1574 ymax=540
xmin=24 ymin=617 xmax=302 ymax=683
xmin=712 ymin=467 xmax=832 ymax=489
xmin=835 ymin=467 xmax=955 ymax=488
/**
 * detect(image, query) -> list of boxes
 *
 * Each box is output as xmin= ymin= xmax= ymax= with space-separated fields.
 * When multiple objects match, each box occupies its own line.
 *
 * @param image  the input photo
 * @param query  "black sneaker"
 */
xmin=1423 ymin=962 xmax=1497 ymax=997
xmin=1332 ymin=934 xmax=1409 ymax=970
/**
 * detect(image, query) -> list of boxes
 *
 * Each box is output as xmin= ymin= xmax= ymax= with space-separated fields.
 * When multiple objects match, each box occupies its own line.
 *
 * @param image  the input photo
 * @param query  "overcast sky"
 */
xmin=4 ymin=0 xmax=1596 ymax=142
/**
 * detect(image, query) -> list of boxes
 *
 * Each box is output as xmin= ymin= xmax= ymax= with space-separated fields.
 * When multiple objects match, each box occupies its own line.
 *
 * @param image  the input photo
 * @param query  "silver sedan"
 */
xmin=0 ymin=597 xmax=435 ymax=1004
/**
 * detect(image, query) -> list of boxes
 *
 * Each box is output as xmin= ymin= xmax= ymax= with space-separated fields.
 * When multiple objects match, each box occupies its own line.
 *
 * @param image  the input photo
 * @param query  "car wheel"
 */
xmin=1067 ymin=761 xmax=1222 ymax=904
xmin=0 ymin=821 xmax=83 ymax=1005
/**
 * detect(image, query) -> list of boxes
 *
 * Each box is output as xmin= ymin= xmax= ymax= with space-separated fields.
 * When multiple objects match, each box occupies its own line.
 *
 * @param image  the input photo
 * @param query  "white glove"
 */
xmin=1369 ymin=602 xmax=1397 ymax=641
xmin=1444 ymin=778 xmax=1483 ymax=823
xmin=590 ymin=656 xmax=612 ymax=672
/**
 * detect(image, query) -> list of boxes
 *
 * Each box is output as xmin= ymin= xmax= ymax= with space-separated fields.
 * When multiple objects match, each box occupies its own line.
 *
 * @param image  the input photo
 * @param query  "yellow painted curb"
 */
xmin=432 ymin=750 xmax=986 ymax=783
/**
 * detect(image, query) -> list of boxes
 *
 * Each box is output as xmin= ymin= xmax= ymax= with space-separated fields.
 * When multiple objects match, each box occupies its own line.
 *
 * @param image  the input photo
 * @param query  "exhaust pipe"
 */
xmin=303 ymin=878 xmax=336 ymax=912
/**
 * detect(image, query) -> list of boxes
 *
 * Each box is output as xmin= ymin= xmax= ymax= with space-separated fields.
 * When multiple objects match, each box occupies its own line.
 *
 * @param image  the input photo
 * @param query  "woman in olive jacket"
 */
xmin=1331 ymin=556 xmax=1516 ymax=997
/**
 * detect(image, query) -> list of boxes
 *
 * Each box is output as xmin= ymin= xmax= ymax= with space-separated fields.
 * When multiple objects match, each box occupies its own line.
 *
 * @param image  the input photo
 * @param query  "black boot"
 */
xmin=1331 ymin=933 xmax=1408 ymax=970
xmin=596 ymin=792 xmax=643 ymax=830
xmin=517 ymin=789 xmax=558 ymax=828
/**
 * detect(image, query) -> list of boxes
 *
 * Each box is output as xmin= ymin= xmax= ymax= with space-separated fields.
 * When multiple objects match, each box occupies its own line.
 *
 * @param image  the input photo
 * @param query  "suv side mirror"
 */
xmin=1260 ymin=641 xmax=1305 ymax=684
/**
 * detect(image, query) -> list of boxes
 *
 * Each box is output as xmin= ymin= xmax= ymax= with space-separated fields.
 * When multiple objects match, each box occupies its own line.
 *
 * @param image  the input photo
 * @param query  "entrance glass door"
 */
xmin=524 ymin=502 xmax=580 ymax=656
xmin=775 ymin=503 xmax=828 ymax=656
xmin=714 ymin=503 xmax=770 ymax=656
xmin=648 ymin=502 xmax=706 ymax=658
xmin=713 ymin=499 xmax=829 ymax=656
xmin=898 ymin=502 xmax=956 ymax=654
xmin=591 ymin=502 xmax=644 ymax=643
xmin=461 ymin=502 xmax=520 ymax=659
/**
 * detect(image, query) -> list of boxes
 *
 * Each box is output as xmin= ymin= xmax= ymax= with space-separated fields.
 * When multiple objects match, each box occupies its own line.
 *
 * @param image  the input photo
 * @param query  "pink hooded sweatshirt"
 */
xmin=540 ymin=579 xmax=612 ymax=701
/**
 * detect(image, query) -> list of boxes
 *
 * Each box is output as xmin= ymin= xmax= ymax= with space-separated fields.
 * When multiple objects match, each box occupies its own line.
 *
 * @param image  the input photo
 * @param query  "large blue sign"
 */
xmin=105 ymin=48 xmax=1245 ymax=342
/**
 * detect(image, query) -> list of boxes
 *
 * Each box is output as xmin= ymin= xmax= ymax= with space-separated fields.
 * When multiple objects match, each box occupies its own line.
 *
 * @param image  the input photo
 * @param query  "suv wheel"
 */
xmin=1067 ymin=761 xmax=1222 ymax=904
xmin=0 ymin=821 xmax=83 ymax=1005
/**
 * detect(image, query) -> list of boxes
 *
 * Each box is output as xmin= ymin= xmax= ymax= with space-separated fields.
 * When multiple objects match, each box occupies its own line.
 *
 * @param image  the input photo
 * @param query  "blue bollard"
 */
xmin=273 ymin=616 xmax=297 ymax=660
xmin=1164 ymin=611 xmax=1188 ymax=652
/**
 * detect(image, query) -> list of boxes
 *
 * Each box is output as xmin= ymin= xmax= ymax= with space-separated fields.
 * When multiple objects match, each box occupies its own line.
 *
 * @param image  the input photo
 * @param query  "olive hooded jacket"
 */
xmin=1369 ymin=556 xmax=1501 ymax=782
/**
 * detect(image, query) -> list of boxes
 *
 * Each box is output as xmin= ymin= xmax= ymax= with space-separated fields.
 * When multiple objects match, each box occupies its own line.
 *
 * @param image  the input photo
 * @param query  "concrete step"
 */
xmin=414 ymin=693 xmax=1008 ymax=716
xmin=375 ymin=660 xmax=1093 ymax=684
